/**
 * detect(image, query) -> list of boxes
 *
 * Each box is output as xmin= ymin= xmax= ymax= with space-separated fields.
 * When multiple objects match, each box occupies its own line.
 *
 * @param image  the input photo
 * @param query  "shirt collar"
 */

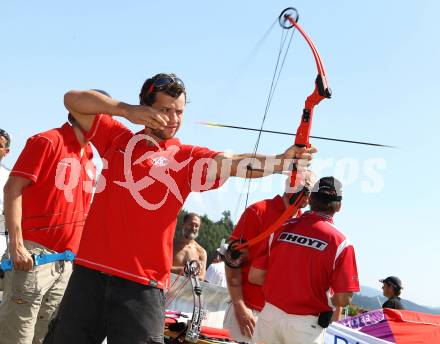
xmin=304 ymin=210 xmax=334 ymax=223
xmin=273 ymin=194 xmax=288 ymax=212
xmin=60 ymin=122 xmax=92 ymax=158
xmin=60 ymin=122 xmax=77 ymax=144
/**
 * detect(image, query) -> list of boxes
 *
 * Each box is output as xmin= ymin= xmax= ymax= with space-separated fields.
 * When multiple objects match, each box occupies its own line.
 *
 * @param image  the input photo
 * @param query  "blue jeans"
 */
xmin=43 ymin=264 xmax=165 ymax=344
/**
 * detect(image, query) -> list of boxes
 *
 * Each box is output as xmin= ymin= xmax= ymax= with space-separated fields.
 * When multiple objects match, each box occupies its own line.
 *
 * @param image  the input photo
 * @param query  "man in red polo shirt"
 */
xmin=223 ymin=172 xmax=315 ymax=343
xmin=249 ymin=177 xmax=359 ymax=344
xmin=0 ymin=103 xmax=98 ymax=343
xmin=44 ymin=73 xmax=317 ymax=344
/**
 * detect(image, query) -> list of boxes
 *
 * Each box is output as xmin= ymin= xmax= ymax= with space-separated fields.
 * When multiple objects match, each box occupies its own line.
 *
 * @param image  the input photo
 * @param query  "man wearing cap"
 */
xmin=249 ymin=177 xmax=360 ymax=344
xmin=172 ymin=212 xmax=207 ymax=280
xmin=380 ymin=276 xmax=405 ymax=310
xmin=0 ymin=93 xmax=100 ymax=343
xmin=223 ymin=171 xmax=315 ymax=343
xmin=43 ymin=73 xmax=317 ymax=344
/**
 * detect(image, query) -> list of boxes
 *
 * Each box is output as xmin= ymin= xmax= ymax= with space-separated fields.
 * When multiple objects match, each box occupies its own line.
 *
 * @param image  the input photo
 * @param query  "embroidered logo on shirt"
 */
xmin=277 ymin=232 xmax=328 ymax=251
xmin=151 ymin=156 xmax=169 ymax=167
xmin=114 ymin=134 xmax=192 ymax=210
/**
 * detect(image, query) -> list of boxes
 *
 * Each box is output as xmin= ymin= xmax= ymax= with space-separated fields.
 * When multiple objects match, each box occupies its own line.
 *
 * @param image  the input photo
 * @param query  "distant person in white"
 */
xmin=0 ymin=129 xmax=11 ymax=212
xmin=0 ymin=128 xmax=11 ymax=293
xmin=205 ymin=252 xmax=227 ymax=288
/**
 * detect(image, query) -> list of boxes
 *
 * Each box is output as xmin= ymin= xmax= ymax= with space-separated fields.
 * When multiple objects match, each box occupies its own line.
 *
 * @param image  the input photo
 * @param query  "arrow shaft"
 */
xmin=200 ymin=122 xmax=395 ymax=148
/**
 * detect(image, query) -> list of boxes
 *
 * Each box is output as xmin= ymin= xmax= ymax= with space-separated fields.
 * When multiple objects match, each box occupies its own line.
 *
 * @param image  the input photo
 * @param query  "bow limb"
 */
xmin=285 ymin=12 xmax=331 ymax=195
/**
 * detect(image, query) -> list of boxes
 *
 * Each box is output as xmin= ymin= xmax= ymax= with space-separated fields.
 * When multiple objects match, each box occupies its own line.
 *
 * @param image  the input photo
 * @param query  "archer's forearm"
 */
xmin=64 ymin=90 xmax=130 ymax=118
xmin=171 ymin=266 xmax=185 ymax=275
xmin=4 ymin=180 xmax=25 ymax=248
xmin=216 ymin=152 xmax=289 ymax=179
xmin=332 ymin=307 xmax=343 ymax=322
xmin=225 ymin=266 xmax=245 ymax=305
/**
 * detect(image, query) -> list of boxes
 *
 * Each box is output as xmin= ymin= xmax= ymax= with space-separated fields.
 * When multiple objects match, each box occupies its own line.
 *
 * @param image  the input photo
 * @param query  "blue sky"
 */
xmin=1 ymin=1 xmax=439 ymax=307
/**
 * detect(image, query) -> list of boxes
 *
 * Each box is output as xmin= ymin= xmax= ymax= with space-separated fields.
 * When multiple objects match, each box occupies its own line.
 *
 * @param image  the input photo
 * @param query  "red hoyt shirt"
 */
xmin=229 ymin=195 xmax=288 ymax=311
xmin=10 ymin=123 xmax=95 ymax=253
xmin=253 ymin=211 xmax=360 ymax=315
xmin=76 ymin=115 xmax=223 ymax=288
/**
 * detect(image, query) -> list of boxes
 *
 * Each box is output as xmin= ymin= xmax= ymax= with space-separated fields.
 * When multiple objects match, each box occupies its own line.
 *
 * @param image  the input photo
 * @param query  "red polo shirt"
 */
xmin=229 ymin=195 xmax=288 ymax=311
xmin=253 ymin=211 xmax=360 ymax=315
xmin=75 ymin=114 xmax=223 ymax=288
xmin=10 ymin=123 xmax=95 ymax=253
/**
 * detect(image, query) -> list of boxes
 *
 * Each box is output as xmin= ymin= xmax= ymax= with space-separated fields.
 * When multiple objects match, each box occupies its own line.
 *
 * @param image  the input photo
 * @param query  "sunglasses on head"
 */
xmin=147 ymin=75 xmax=185 ymax=94
xmin=0 ymin=129 xmax=9 ymax=141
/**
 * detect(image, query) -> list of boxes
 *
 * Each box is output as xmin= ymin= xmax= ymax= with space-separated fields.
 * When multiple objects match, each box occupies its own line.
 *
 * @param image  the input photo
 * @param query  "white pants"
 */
xmin=252 ymin=303 xmax=325 ymax=344
xmin=223 ymin=302 xmax=260 ymax=344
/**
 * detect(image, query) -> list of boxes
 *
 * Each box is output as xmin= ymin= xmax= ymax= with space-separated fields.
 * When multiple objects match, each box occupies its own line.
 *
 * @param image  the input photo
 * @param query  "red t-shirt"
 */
xmin=10 ymin=123 xmax=95 ymax=253
xmin=229 ymin=195 xmax=287 ymax=311
xmin=253 ymin=211 xmax=360 ymax=315
xmin=76 ymin=114 xmax=223 ymax=288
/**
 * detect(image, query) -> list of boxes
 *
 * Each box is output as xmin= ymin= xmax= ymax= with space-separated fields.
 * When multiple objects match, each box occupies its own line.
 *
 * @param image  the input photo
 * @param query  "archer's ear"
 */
xmin=336 ymin=202 xmax=342 ymax=213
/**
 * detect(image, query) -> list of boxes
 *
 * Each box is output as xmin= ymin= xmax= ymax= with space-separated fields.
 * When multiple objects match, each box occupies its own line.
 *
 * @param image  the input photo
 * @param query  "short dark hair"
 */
xmin=384 ymin=281 xmax=402 ymax=296
xmin=139 ymin=73 xmax=186 ymax=106
xmin=309 ymin=192 xmax=341 ymax=213
xmin=0 ymin=129 xmax=10 ymax=148
xmin=183 ymin=212 xmax=200 ymax=223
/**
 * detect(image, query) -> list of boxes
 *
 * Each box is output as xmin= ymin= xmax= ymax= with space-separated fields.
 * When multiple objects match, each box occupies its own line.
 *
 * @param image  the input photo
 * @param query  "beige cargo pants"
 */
xmin=0 ymin=241 xmax=72 ymax=344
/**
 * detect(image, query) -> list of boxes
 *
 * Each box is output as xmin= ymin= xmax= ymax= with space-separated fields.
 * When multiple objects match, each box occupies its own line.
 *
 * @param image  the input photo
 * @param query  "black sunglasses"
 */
xmin=0 ymin=129 xmax=10 ymax=143
xmin=147 ymin=75 xmax=185 ymax=94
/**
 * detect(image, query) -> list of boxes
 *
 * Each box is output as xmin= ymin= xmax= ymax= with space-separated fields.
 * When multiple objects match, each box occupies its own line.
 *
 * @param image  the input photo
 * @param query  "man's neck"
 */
xmin=281 ymin=193 xmax=290 ymax=209
xmin=72 ymin=125 xmax=88 ymax=149
xmin=143 ymin=127 xmax=164 ymax=145
xmin=177 ymin=237 xmax=195 ymax=247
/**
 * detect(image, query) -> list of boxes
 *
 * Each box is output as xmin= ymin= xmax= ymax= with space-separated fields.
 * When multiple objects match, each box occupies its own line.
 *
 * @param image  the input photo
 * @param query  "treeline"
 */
xmin=175 ymin=210 xmax=234 ymax=265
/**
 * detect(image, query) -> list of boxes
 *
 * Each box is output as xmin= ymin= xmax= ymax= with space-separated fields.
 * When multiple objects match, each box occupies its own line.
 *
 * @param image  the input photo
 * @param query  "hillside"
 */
xmin=355 ymin=286 xmax=440 ymax=315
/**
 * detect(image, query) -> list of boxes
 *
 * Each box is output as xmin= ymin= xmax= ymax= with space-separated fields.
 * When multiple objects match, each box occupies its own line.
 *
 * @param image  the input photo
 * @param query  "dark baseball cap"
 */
xmin=311 ymin=176 xmax=342 ymax=201
xmin=380 ymin=276 xmax=403 ymax=289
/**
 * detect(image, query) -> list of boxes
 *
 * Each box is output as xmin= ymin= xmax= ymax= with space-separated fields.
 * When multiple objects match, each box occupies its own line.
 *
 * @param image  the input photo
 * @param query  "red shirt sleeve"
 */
xmin=251 ymin=250 xmax=269 ymax=270
xmin=187 ymin=146 xmax=224 ymax=192
xmin=84 ymin=114 xmax=131 ymax=158
xmin=10 ymin=135 xmax=55 ymax=183
xmin=331 ymin=244 xmax=360 ymax=293
xmin=229 ymin=206 xmax=261 ymax=242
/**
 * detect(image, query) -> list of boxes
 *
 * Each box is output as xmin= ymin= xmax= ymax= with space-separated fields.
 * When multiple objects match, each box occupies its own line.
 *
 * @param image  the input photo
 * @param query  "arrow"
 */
xmin=199 ymin=122 xmax=396 ymax=148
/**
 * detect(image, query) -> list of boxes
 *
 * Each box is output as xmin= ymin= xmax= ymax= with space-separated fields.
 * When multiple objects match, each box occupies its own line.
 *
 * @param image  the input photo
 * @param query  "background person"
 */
xmin=205 ymin=251 xmax=227 ymax=288
xmin=0 ymin=111 xmax=96 ymax=343
xmin=249 ymin=177 xmax=359 ymax=344
xmin=380 ymin=276 xmax=405 ymax=310
xmin=223 ymin=171 xmax=315 ymax=343
xmin=0 ymin=128 xmax=11 ymax=294
xmin=0 ymin=128 xmax=11 ymax=213
xmin=44 ymin=73 xmax=316 ymax=344
xmin=172 ymin=212 xmax=207 ymax=279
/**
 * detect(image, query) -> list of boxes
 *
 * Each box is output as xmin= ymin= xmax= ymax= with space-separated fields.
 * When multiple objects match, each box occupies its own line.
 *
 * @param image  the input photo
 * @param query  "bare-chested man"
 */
xmin=172 ymin=213 xmax=207 ymax=279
